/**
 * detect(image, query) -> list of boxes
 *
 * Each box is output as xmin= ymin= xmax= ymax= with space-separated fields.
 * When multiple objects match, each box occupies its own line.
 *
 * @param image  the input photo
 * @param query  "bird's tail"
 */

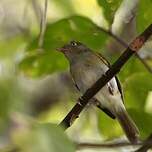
xmin=115 ymin=106 xmax=140 ymax=143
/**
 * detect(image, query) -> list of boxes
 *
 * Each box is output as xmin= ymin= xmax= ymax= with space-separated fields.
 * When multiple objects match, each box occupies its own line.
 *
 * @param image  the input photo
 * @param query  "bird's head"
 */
xmin=57 ymin=40 xmax=90 ymax=62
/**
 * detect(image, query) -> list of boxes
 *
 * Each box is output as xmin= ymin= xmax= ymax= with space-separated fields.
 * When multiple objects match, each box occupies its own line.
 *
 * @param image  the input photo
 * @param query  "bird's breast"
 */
xmin=71 ymin=61 xmax=107 ymax=93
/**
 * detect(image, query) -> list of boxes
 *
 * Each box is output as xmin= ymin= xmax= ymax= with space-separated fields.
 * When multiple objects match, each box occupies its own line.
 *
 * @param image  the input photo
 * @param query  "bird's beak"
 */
xmin=56 ymin=47 xmax=68 ymax=53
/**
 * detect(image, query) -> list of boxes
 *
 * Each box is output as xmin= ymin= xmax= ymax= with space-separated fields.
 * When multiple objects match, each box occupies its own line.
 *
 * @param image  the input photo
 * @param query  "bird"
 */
xmin=57 ymin=40 xmax=139 ymax=143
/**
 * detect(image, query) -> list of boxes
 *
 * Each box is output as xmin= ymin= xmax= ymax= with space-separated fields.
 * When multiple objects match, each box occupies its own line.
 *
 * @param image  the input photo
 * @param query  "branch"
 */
xmin=77 ymin=135 xmax=152 ymax=151
xmin=38 ymin=0 xmax=48 ymax=49
xmin=96 ymin=26 xmax=152 ymax=73
xmin=59 ymin=24 xmax=152 ymax=129
xmin=76 ymin=141 xmax=142 ymax=150
xmin=31 ymin=0 xmax=42 ymax=23
xmin=135 ymin=134 xmax=152 ymax=152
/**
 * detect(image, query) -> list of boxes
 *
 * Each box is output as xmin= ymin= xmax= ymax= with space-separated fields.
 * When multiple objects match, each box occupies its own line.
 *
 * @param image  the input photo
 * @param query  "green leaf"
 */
xmin=19 ymin=51 xmax=68 ymax=77
xmin=0 ymin=77 xmax=26 ymax=133
xmin=98 ymin=108 xmax=152 ymax=140
xmin=123 ymin=72 xmax=152 ymax=110
xmin=128 ymin=109 xmax=152 ymax=139
xmin=0 ymin=36 xmax=26 ymax=58
xmin=117 ymin=58 xmax=151 ymax=110
xmin=137 ymin=0 xmax=152 ymax=32
xmin=43 ymin=16 xmax=108 ymax=51
xmin=98 ymin=111 xmax=123 ymax=139
xmin=20 ymin=16 xmax=108 ymax=77
xmin=13 ymin=123 xmax=75 ymax=152
xmin=97 ymin=0 xmax=122 ymax=25
xmin=119 ymin=58 xmax=148 ymax=82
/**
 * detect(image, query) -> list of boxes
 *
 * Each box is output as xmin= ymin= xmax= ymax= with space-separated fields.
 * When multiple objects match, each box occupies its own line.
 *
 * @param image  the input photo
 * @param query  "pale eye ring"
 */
xmin=71 ymin=41 xmax=77 ymax=46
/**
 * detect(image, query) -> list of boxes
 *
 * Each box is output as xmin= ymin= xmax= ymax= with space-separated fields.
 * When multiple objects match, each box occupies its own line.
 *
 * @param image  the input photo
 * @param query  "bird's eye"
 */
xmin=71 ymin=41 xmax=77 ymax=46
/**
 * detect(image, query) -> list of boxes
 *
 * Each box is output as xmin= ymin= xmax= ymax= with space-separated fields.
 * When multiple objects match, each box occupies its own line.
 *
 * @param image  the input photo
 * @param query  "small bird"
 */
xmin=57 ymin=40 xmax=139 ymax=143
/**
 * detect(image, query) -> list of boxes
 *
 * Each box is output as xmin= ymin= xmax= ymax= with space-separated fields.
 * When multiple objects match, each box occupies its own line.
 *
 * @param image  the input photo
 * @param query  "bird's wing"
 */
xmin=91 ymin=98 xmax=116 ymax=119
xmin=115 ymin=76 xmax=124 ymax=102
xmin=70 ymin=70 xmax=116 ymax=119
xmin=95 ymin=52 xmax=124 ymax=103
xmin=95 ymin=52 xmax=110 ymax=66
xmin=71 ymin=75 xmax=81 ymax=91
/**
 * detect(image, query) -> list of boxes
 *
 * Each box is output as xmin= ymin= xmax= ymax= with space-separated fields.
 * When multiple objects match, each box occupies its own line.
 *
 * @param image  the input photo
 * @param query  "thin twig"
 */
xmin=77 ymin=135 xmax=152 ymax=151
xmin=59 ymin=24 xmax=152 ymax=129
xmin=31 ymin=0 xmax=42 ymax=23
xmin=96 ymin=26 xmax=152 ymax=73
xmin=77 ymin=141 xmax=142 ymax=149
xmin=38 ymin=0 xmax=48 ymax=49
xmin=135 ymin=134 xmax=152 ymax=152
xmin=136 ymin=55 xmax=152 ymax=73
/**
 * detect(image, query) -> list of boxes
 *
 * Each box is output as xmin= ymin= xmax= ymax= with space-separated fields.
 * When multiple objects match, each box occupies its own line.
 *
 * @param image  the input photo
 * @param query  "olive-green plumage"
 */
xmin=57 ymin=40 xmax=139 ymax=143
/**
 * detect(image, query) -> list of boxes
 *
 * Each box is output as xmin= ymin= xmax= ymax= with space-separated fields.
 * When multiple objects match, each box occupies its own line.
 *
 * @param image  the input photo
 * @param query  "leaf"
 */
xmin=13 ymin=123 xmax=75 ymax=152
xmin=119 ymin=58 xmax=148 ymax=82
xmin=0 ymin=77 xmax=26 ymax=133
xmin=97 ymin=0 xmax=122 ymax=25
xmin=43 ymin=16 xmax=108 ymax=51
xmin=20 ymin=16 xmax=108 ymax=77
xmin=19 ymin=51 xmax=68 ymax=77
xmin=137 ymin=0 xmax=152 ymax=32
xmin=128 ymin=109 xmax=152 ymax=139
xmin=123 ymin=72 xmax=152 ymax=110
xmin=116 ymin=58 xmax=151 ymax=110
xmin=98 ymin=108 xmax=152 ymax=140
xmin=98 ymin=111 xmax=123 ymax=139
xmin=0 ymin=36 xmax=26 ymax=58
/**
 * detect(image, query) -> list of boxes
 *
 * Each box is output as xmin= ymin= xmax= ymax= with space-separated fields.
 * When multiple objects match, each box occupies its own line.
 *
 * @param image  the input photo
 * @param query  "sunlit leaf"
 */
xmin=0 ymin=36 xmax=26 ymax=58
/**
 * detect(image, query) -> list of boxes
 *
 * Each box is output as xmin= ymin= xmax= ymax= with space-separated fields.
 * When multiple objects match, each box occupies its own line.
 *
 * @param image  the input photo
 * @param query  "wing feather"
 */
xmin=96 ymin=52 xmax=124 ymax=103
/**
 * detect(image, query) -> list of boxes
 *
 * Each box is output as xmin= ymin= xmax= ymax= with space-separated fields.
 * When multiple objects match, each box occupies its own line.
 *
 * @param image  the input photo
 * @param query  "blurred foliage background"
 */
xmin=0 ymin=0 xmax=152 ymax=152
